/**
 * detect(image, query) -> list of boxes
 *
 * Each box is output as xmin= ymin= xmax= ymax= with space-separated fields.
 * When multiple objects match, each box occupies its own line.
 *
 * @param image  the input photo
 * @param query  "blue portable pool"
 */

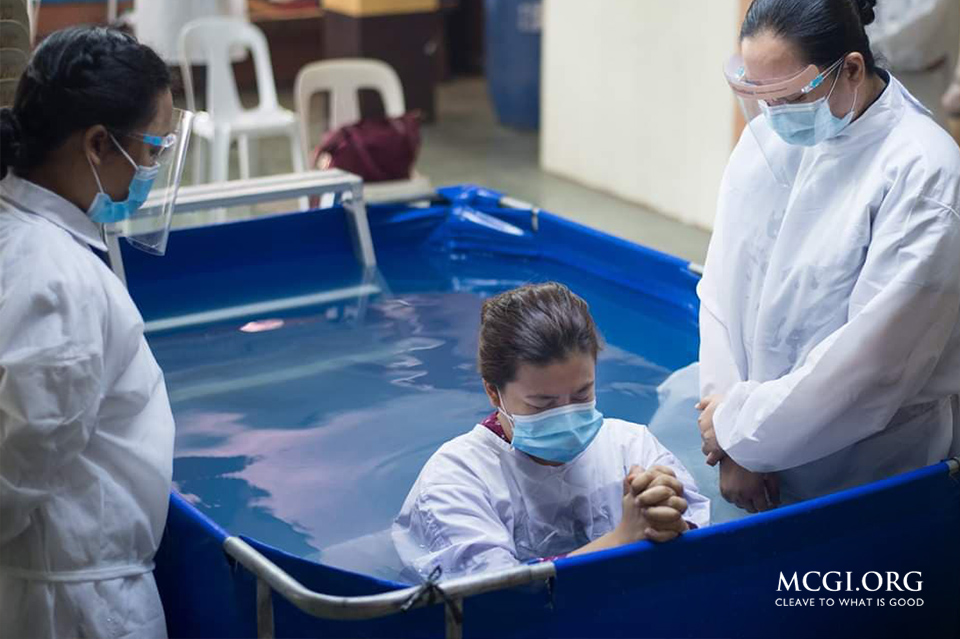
xmin=119 ymin=185 xmax=959 ymax=638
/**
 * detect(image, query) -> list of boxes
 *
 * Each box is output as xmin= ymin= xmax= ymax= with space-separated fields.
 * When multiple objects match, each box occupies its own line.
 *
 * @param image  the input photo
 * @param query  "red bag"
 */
xmin=312 ymin=112 xmax=421 ymax=183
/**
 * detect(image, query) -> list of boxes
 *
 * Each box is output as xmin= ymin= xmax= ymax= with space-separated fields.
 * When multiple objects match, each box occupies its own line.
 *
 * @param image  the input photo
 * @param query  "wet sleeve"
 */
xmin=713 ymin=191 xmax=960 ymax=473
xmin=392 ymin=482 xmax=520 ymax=581
xmin=0 ymin=274 xmax=105 ymax=544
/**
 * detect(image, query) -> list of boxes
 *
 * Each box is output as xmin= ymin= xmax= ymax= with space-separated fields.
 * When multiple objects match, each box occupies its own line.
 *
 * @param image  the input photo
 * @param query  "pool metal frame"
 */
xmin=223 ymin=536 xmax=557 ymax=639
xmin=102 ymin=169 xmax=378 ymax=286
xmin=110 ymin=171 xmax=562 ymax=336
xmin=221 ymin=456 xmax=960 ymax=638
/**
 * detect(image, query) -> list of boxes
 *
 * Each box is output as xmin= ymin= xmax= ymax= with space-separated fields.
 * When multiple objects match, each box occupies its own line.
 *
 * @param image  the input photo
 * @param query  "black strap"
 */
xmin=400 ymin=565 xmax=463 ymax=623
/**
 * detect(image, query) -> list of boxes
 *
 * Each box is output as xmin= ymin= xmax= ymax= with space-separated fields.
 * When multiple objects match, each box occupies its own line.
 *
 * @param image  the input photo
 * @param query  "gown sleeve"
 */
xmin=713 ymin=187 xmax=960 ymax=473
xmin=0 ymin=270 xmax=106 ymax=544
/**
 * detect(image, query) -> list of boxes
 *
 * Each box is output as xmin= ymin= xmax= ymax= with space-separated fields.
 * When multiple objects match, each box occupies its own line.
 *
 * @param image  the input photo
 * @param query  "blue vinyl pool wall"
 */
xmin=127 ymin=187 xmax=960 ymax=638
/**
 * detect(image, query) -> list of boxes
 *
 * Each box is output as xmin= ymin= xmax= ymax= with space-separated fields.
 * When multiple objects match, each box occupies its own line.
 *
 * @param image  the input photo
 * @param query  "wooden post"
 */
xmin=324 ymin=0 xmax=441 ymax=121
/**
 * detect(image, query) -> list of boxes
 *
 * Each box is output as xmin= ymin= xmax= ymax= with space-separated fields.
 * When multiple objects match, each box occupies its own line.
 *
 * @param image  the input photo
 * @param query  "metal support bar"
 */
xmin=105 ymin=170 xmax=378 ymax=281
xmin=124 ymin=170 xmax=363 ymax=220
xmin=256 ymin=578 xmax=275 ymax=639
xmin=143 ymin=283 xmax=380 ymax=334
xmin=499 ymin=196 xmax=540 ymax=232
xmin=445 ymin=598 xmax=463 ymax=639
xmin=947 ymin=456 xmax=960 ymax=475
xmin=223 ymin=536 xmax=555 ymax=628
xmin=345 ymin=185 xmax=377 ymax=268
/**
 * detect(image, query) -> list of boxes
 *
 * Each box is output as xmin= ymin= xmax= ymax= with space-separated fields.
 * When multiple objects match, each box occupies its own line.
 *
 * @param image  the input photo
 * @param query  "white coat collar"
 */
xmin=825 ymin=71 xmax=918 ymax=148
xmin=0 ymin=172 xmax=107 ymax=252
xmin=471 ymin=421 xmax=602 ymax=476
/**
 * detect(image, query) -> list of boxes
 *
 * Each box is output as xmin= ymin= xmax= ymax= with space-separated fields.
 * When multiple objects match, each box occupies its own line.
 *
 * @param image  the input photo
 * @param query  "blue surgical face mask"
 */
xmin=498 ymin=392 xmax=604 ymax=464
xmin=761 ymin=70 xmax=858 ymax=147
xmin=87 ymin=135 xmax=161 ymax=224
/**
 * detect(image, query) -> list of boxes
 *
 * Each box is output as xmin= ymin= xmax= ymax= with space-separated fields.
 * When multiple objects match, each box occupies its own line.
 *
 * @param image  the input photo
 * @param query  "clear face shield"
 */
xmin=109 ymin=108 xmax=194 ymax=255
xmin=724 ymin=55 xmax=857 ymax=186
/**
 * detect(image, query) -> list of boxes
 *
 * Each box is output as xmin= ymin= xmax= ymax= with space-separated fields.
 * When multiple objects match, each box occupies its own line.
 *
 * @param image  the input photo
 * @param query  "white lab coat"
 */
xmin=868 ymin=0 xmax=960 ymax=126
xmin=392 ymin=418 xmax=709 ymax=582
xmin=699 ymin=74 xmax=960 ymax=504
xmin=0 ymin=174 xmax=175 ymax=638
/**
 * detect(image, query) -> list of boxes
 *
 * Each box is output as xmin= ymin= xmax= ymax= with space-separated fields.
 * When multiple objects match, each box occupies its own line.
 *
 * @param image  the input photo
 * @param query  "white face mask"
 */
xmin=498 ymin=390 xmax=604 ymax=463
xmin=86 ymin=134 xmax=160 ymax=224
xmin=760 ymin=67 xmax=859 ymax=147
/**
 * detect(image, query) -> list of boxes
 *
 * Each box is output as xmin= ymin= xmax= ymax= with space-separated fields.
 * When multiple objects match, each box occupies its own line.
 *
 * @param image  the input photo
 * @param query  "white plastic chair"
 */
xmin=131 ymin=0 xmax=248 ymax=65
xmin=0 ymin=18 xmax=30 ymax=54
xmin=294 ymin=59 xmax=432 ymax=204
xmin=0 ymin=2 xmax=31 ymax=108
xmin=179 ymin=17 xmax=304 ymax=186
xmin=2 ymin=0 xmax=39 ymax=45
xmin=0 ymin=46 xmax=26 ymax=78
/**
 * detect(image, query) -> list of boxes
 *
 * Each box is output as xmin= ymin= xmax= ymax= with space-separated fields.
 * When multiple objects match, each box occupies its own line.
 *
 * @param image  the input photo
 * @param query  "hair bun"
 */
xmin=857 ymin=0 xmax=877 ymax=26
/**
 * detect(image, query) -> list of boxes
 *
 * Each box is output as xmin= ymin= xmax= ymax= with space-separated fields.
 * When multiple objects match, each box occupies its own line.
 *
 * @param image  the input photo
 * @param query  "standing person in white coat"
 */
xmin=866 ymin=0 xmax=960 ymax=127
xmin=0 ymin=27 xmax=193 ymax=638
xmin=697 ymin=0 xmax=960 ymax=513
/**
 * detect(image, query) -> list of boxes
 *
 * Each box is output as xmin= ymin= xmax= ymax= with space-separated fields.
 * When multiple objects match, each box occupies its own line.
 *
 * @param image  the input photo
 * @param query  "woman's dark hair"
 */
xmin=740 ymin=0 xmax=879 ymax=74
xmin=478 ymin=282 xmax=602 ymax=389
xmin=0 ymin=26 xmax=170 ymax=179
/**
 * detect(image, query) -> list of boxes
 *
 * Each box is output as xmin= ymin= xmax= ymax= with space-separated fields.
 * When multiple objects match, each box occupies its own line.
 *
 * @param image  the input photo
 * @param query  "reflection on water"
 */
xmin=149 ymin=251 xmax=702 ymax=574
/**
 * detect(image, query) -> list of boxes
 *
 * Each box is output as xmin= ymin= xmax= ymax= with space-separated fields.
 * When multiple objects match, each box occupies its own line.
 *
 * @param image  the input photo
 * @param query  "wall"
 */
xmin=35 ymin=1 xmax=133 ymax=39
xmin=540 ymin=0 xmax=741 ymax=231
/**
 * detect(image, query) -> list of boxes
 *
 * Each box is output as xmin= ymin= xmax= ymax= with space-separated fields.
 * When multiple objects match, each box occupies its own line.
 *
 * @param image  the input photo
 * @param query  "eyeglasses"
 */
xmin=114 ymin=131 xmax=179 ymax=163
xmin=784 ymin=58 xmax=846 ymax=103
